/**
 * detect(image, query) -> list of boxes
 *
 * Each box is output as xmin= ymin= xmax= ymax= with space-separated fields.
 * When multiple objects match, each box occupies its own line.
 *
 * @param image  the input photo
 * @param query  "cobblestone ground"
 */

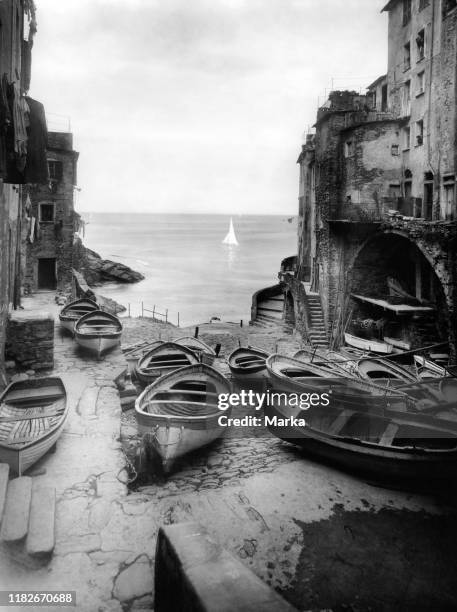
xmin=1 ymin=302 xmax=456 ymax=612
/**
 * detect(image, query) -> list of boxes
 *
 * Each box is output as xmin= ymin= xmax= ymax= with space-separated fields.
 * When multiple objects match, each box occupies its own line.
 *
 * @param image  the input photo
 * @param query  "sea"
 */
xmin=81 ymin=213 xmax=297 ymax=327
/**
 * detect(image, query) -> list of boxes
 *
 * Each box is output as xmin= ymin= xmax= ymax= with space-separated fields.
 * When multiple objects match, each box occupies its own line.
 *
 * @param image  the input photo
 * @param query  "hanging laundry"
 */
xmin=12 ymin=83 xmax=29 ymax=172
xmin=29 ymin=216 xmax=35 ymax=243
xmin=24 ymin=97 xmax=48 ymax=184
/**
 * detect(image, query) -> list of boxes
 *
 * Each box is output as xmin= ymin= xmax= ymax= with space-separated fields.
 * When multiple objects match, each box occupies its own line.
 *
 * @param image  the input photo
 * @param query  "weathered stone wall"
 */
xmin=24 ymin=132 xmax=79 ymax=293
xmin=6 ymin=311 xmax=54 ymax=371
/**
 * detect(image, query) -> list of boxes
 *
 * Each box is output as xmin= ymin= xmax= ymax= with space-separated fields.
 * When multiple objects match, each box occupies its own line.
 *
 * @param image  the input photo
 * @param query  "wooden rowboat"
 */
xmin=266 ymin=354 xmax=411 ymax=412
xmin=357 ymin=358 xmax=417 ymax=383
xmin=135 ymin=342 xmax=199 ymax=386
xmin=0 ymin=377 xmax=68 ymax=475
xmin=74 ymin=310 xmax=122 ymax=359
xmin=345 ymin=332 xmax=393 ymax=354
xmin=59 ymin=298 xmax=98 ymax=333
xmin=265 ymin=395 xmax=457 ymax=486
xmin=174 ymin=336 xmax=216 ymax=358
xmin=135 ymin=364 xmax=231 ymax=471
xmin=228 ymin=347 xmax=269 ymax=381
xmin=294 ymin=349 xmax=354 ymax=379
xmin=123 ymin=340 xmax=163 ymax=375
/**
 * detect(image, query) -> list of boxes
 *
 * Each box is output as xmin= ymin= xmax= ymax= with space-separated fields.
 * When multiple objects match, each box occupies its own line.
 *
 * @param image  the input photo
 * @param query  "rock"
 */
xmin=25 ymin=369 xmax=35 ymax=377
xmin=81 ymin=246 xmax=144 ymax=285
xmin=113 ymin=559 xmax=153 ymax=603
xmin=5 ymin=360 xmax=16 ymax=370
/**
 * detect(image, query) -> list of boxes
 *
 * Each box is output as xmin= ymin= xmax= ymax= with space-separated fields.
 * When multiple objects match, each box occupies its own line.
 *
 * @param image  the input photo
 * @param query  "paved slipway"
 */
xmin=0 ymin=295 xmax=457 ymax=612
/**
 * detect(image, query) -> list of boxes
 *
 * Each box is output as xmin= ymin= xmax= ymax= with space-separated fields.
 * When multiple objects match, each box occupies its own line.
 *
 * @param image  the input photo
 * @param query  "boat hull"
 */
xmin=135 ymin=364 xmax=231 ymax=471
xmin=345 ymin=333 xmax=393 ymax=354
xmin=75 ymin=333 xmax=121 ymax=358
xmin=137 ymin=413 xmax=225 ymax=471
xmin=264 ymin=402 xmax=457 ymax=485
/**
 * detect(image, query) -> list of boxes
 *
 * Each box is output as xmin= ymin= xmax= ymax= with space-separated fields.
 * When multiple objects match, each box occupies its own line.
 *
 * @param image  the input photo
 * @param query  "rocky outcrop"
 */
xmin=79 ymin=244 xmax=144 ymax=286
xmin=72 ymin=269 xmax=126 ymax=314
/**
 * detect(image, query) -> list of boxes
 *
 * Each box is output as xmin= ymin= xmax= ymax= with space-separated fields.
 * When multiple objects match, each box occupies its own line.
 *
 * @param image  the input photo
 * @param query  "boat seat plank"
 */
xmin=5 ymin=387 xmax=63 ymax=402
xmin=0 ymin=411 xmax=61 ymax=424
xmin=379 ymin=423 xmax=399 ymax=447
xmin=0 ymin=464 xmax=9 ymax=523
xmin=0 ymin=477 xmax=32 ymax=542
xmin=327 ymin=410 xmax=356 ymax=436
xmin=26 ymin=485 xmax=56 ymax=556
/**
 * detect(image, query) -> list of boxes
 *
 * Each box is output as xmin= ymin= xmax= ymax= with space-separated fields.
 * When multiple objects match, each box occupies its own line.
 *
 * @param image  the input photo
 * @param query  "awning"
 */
xmin=351 ymin=294 xmax=434 ymax=315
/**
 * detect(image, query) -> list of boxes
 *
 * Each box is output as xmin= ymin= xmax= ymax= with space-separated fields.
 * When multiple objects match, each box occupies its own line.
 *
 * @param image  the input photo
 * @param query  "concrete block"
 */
xmin=0 ymin=476 xmax=32 ymax=542
xmin=154 ymin=522 xmax=297 ymax=612
xmin=26 ymin=485 xmax=56 ymax=556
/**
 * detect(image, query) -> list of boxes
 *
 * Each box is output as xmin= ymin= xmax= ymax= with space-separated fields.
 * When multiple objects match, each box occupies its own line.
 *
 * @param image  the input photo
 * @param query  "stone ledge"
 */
xmin=9 ymin=311 xmax=54 ymax=323
xmin=154 ymin=522 xmax=297 ymax=612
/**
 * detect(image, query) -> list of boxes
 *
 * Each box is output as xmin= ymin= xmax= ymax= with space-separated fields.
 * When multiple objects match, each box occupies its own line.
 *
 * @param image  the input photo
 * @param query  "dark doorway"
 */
xmin=38 ymin=258 xmax=57 ymax=290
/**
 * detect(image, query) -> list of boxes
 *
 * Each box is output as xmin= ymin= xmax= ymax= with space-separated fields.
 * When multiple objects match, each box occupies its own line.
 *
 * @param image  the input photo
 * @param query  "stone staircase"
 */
xmin=0 ymin=464 xmax=56 ymax=556
xmin=252 ymin=294 xmax=293 ymax=334
xmin=306 ymin=293 xmax=329 ymax=348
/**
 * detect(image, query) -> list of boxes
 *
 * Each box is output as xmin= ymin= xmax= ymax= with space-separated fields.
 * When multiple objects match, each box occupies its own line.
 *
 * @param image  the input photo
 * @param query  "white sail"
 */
xmin=222 ymin=217 xmax=239 ymax=246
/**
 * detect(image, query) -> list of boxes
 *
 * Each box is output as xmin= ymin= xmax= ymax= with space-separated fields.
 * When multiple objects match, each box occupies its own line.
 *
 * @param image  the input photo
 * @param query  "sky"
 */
xmin=30 ymin=0 xmax=389 ymax=215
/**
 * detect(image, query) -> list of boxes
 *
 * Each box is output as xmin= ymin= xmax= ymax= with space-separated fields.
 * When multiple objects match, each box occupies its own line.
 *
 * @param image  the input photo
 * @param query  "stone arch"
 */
xmin=346 ymin=231 xmax=451 ymax=349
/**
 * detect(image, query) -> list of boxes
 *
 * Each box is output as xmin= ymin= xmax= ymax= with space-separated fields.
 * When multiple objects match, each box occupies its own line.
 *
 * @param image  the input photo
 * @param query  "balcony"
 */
xmin=329 ymin=197 xmax=423 ymax=224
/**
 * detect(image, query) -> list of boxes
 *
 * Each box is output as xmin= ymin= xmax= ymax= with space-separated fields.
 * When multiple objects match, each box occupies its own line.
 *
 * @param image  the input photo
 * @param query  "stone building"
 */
xmin=24 ymin=131 xmax=79 ymax=292
xmin=279 ymin=0 xmax=457 ymax=356
xmin=0 ymin=0 xmax=48 ymax=381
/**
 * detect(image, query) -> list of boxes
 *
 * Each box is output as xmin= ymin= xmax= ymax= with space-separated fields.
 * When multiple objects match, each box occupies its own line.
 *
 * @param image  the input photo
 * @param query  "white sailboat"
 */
xmin=222 ymin=217 xmax=239 ymax=246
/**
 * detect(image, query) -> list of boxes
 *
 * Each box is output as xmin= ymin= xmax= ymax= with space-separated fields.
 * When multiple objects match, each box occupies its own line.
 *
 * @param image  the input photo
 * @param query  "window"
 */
xmin=416 ymin=29 xmax=425 ymax=61
xmin=403 ymin=126 xmax=411 ymax=150
xmin=48 ymin=160 xmax=63 ymax=182
xmin=403 ymin=0 xmax=412 ymax=25
xmin=419 ymin=0 xmax=430 ymax=10
xmin=404 ymin=42 xmax=411 ymax=71
xmin=39 ymin=203 xmax=55 ymax=223
xmin=344 ymin=140 xmax=354 ymax=158
xmin=416 ymin=120 xmax=424 ymax=146
xmin=391 ymin=144 xmax=400 ymax=156
xmin=443 ymin=175 xmax=455 ymax=219
xmin=416 ymin=71 xmax=425 ymax=95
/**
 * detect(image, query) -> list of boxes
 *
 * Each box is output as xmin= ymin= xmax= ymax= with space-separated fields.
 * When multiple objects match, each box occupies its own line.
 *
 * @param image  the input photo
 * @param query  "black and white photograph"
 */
xmin=0 ymin=1 xmax=457 ymax=610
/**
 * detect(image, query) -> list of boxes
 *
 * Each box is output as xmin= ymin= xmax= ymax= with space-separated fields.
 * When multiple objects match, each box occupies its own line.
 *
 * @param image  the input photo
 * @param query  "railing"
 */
xmin=330 ymin=197 xmax=425 ymax=223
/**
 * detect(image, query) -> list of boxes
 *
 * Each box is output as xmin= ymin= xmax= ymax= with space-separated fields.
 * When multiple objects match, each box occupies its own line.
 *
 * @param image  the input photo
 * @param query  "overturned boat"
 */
xmin=228 ymin=346 xmax=269 ymax=381
xmin=0 ymin=377 xmax=68 ymax=475
xmin=135 ymin=364 xmax=231 ymax=472
xmin=59 ymin=298 xmax=98 ymax=333
xmin=135 ymin=342 xmax=199 ymax=386
xmin=74 ymin=310 xmax=122 ymax=359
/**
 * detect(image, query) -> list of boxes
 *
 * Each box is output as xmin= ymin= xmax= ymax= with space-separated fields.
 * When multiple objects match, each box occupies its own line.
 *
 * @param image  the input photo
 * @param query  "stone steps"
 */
xmin=0 ymin=466 xmax=56 ymax=556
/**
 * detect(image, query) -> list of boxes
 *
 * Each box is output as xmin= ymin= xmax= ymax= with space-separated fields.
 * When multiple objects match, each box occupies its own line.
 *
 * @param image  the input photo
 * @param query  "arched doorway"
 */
xmin=347 ymin=233 xmax=449 ymax=349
